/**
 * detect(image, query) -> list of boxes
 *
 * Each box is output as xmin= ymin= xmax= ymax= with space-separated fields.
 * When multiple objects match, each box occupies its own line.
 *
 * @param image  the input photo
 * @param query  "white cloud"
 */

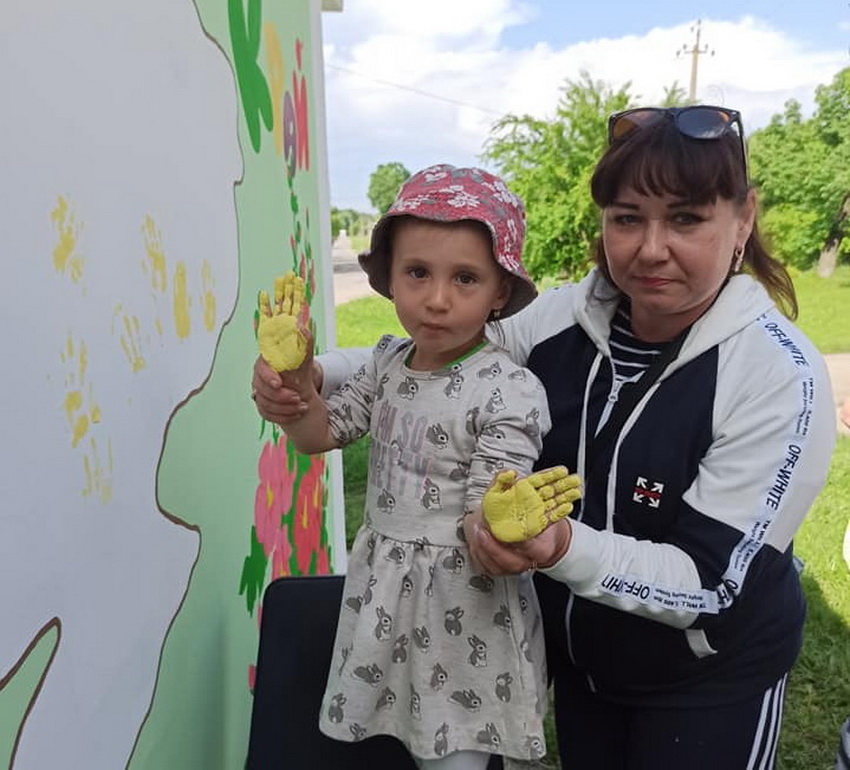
xmin=321 ymin=4 xmax=847 ymax=210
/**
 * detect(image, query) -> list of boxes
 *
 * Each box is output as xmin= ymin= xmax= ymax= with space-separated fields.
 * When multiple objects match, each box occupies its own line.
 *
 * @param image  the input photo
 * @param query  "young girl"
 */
xmin=263 ymin=165 xmax=578 ymax=768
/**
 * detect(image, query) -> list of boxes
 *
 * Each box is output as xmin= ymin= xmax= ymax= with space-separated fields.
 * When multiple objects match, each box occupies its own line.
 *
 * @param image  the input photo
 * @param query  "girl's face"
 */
xmin=602 ymin=186 xmax=755 ymax=342
xmin=388 ymin=219 xmax=510 ymax=371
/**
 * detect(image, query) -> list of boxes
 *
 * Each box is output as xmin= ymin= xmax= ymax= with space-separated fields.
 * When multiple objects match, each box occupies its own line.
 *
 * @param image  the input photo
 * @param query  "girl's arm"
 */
xmin=279 ymin=389 xmax=340 ymax=454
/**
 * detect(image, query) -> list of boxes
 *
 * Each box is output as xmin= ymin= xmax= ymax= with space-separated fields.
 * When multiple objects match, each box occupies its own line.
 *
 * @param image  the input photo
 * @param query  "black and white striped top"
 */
xmin=609 ymin=303 xmax=664 ymax=385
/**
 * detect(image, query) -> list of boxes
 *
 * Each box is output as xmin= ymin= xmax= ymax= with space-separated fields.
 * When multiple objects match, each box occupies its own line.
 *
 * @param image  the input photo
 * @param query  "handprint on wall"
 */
xmin=50 ymin=196 xmax=85 ymax=284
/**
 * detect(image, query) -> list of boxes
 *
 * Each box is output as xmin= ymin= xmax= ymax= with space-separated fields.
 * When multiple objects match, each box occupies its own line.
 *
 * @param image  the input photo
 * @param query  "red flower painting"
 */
xmin=253 ymin=439 xmax=296 ymax=557
xmin=292 ymin=453 xmax=329 ymax=574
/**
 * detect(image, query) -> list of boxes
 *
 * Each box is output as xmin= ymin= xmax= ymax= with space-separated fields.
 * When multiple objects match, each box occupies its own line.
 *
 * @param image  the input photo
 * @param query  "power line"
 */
xmin=325 ymin=63 xmax=503 ymax=116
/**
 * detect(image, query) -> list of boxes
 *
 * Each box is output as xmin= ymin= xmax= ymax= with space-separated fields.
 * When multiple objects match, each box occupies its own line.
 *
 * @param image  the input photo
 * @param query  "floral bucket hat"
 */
xmin=358 ymin=164 xmax=536 ymax=318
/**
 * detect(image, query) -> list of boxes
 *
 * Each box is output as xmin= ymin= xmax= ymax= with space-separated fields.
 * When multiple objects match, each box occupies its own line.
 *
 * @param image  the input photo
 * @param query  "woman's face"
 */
xmin=602 ymin=186 xmax=755 ymax=342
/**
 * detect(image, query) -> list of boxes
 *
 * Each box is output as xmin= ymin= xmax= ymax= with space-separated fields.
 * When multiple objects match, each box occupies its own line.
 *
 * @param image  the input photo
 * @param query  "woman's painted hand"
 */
xmin=467 ymin=508 xmax=572 ymax=576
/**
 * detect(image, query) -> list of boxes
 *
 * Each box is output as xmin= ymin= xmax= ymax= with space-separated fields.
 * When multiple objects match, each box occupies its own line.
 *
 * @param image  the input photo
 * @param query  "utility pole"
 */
xmin=676 ymin=19 xmax=714 ymax=103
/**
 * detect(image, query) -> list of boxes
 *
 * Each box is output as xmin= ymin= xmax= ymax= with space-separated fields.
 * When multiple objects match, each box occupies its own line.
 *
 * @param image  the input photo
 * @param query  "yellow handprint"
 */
xmin=482 ymin=466 xmax=582 ymax=543
xmin=257 ymin=271 xmax=309 ymax=372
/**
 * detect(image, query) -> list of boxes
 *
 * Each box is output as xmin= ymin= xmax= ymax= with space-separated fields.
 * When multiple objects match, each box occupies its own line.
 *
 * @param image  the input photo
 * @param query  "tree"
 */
xmin=482 ymin=71 xmax=632 ymax=279
xmin=811 ymin=67 xmax=850 ymax=274
xmin=661 ymin=81 xmax=688 ymax=107
xmin=748 ymin=68 xmax=850 ymax=273
xmin=330 ymin=207 xmax=375 ymax=242
xmin=367 ymin=162 xmax=410 ymax=214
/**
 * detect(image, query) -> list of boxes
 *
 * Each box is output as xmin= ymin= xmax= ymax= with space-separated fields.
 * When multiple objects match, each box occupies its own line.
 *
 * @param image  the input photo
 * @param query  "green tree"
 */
xmin=811 ymin=67 xmax=850 ymax=273
xmin=661 ymin=81 xmax=688 ymax=107
xmin=482 ymin=71 xmax=632 ymax=279
xmin=330 ymin=207 xmax=375 ymax=241
xmin=367 ymin=162 xmax=410 ymax=214
xmin=748 ymin=102 xmax=832 ymax=269
xmin=748 ymin=68 xmax=850 ymax=273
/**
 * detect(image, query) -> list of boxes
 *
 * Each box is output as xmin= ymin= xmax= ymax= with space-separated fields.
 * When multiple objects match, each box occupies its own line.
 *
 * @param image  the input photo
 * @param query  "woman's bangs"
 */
xmin=592 ymin=126 xmax=744 ymax=206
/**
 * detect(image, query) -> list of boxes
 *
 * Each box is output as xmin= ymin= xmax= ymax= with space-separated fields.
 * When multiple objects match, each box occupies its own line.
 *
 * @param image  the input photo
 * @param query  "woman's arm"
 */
xmin=251 ymin=348 xmax=372 ymax=423
xmin=550 ymin=336 xmax=835 ymax=628
xmin=471 ymin=327 xmax=836 ymax=630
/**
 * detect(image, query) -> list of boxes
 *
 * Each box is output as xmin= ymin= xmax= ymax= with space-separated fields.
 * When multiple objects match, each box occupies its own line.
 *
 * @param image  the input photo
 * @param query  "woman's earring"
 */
xmin=491 ymin=308 xmax=501 ymax=321
xmin=732 ymin=245 xmax=745 ymax=273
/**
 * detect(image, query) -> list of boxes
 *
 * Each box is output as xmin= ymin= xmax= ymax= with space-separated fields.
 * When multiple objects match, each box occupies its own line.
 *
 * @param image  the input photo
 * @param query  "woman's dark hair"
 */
xmin=589 ymin=117 xmax=797 ymax=319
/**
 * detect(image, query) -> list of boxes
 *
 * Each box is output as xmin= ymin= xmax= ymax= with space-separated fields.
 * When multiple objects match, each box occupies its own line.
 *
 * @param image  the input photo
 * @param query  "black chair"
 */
xmin=246 ymin=574 xmax=417 ymax=769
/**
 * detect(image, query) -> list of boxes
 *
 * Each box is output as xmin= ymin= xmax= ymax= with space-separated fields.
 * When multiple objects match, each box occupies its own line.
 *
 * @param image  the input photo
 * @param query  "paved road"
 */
xmin=332 ymin=264 xmax=850 ymax=436
xmin=332 ymin=260 xmax=376 ymax=305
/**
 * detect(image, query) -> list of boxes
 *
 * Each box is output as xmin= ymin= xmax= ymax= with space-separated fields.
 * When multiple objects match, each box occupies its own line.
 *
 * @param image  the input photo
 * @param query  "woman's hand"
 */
xmin=466 ymin=508 xmax=572 ymax=576
xmin=251 ymin=354 xmax=323 ymax=425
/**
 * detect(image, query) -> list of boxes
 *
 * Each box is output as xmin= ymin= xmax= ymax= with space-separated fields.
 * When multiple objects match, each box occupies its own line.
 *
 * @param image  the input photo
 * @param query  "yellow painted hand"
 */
xmin=482 ymin=466 xmax=582 ymax=543
xmin=257 ymin=272 xmax=308 ymax=372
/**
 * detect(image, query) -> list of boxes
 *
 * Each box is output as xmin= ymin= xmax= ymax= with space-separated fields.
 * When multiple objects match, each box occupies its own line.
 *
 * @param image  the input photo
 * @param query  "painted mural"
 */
xmin=0 ymin=0 xmax=342 ymax=768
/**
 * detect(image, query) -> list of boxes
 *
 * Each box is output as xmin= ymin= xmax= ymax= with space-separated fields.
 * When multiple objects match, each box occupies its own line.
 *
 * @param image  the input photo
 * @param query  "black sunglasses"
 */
xmin=608 ymin=105 xmax=748 ymax=179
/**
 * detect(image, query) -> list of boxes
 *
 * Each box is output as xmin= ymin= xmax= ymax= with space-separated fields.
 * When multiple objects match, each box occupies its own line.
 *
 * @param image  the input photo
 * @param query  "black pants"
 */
xmin=534 ymin=574 xmax=789 ymax=769
xmin=552 ymin=662 xmax=788 ymax=769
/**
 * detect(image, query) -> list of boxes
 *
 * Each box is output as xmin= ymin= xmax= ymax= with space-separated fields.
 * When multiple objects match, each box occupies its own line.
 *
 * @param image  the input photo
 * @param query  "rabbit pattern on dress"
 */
xmin=320 ymin=336 xmax=552 ymax=761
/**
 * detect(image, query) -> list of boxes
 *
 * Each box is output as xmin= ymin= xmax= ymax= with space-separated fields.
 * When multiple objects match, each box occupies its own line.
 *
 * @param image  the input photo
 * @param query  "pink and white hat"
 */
xmin=358 ymin=164 xmax=536 ymax=318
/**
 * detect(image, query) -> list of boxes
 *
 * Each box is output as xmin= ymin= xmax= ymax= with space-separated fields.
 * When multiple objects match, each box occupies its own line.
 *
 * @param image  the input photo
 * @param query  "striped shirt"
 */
xmin=609 ymin=303 xmax=664 ymax=385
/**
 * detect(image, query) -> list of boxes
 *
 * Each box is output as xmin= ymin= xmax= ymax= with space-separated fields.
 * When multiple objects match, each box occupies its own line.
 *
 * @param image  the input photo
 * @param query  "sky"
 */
xmin=320 ymin=0 xmax=849 ymax=212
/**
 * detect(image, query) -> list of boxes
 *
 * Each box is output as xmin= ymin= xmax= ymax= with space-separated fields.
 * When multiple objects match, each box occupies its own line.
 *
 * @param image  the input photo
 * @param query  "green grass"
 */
xmin=781 ymin=436 xmax=850 ymax=769
xmin=331 ymin=264 xmax=850 ymax=353
xmin=334 ymin=266 xmax=850 ymax=770
xmin=792 ymin=265 xmax=850 ymax=353
xmin=334 ymin=296 xmax=402 ymax=348
xmin=340 ymin=432 xmax=371 ymax=548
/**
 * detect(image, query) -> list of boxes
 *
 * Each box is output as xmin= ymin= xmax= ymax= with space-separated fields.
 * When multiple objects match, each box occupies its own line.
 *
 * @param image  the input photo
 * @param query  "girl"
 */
xmin=261 ymin=165 xmax=579 ymax=768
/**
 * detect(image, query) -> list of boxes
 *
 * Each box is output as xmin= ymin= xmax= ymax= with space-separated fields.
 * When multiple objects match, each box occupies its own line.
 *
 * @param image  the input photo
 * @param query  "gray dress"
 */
xmin=318 ymin=335 xmax=551 ymax=761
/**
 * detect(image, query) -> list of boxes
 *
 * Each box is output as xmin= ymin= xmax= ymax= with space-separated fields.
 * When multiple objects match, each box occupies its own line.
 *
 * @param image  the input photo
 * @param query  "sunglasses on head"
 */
xmin=608 ymin=105 xmax=748 ymax=179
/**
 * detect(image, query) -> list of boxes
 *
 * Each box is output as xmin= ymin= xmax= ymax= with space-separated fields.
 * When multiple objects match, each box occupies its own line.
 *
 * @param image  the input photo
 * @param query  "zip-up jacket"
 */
xmin=501 ymin=270 xmax=835 ymax=704
xmin=320 ymin=269 xmax=835 ymax=705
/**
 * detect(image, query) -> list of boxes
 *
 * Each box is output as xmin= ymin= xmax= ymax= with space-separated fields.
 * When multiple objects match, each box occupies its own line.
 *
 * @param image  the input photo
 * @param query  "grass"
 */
xmin=334 ymin=296 xmax=401 ymax=348
xmin=331 ymin=264 xmax=850 ymax=353
xmin=334 ymin=266 xmax=850 ymax=769
xmin=792 ymin=265 xmax=850 ymax=353
xmin=782 ymin=437 xmax=850 ymax=769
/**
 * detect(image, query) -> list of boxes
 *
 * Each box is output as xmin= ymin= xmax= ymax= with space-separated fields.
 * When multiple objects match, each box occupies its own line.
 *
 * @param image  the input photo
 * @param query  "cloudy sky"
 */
xmin=320 ymin=0 xmax=849 ymax=211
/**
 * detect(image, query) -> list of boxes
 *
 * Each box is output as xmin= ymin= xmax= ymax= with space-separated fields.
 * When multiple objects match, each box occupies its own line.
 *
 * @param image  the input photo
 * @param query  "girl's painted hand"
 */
xmin=257 ymin=271 xmax=309 ymax=371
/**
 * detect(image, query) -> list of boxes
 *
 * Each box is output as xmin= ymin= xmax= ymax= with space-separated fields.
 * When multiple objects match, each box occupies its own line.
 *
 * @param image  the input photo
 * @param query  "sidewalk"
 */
xmin=332 ymin=258 xmax=376 ymax=305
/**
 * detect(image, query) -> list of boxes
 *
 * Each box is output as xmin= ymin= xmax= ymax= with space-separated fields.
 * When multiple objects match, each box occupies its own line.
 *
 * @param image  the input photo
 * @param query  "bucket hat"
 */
xmin=358 ymin=164 xmax=536 ymax=318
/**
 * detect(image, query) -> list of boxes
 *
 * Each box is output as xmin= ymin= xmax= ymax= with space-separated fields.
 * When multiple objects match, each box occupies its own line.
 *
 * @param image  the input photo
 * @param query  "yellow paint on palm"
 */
xmin=172 ymin=262 xmax=191 ymax=339
xmin=50 ymin=195 xmax=85 ymax=282
xmin=482 ymin=467 xmax=582 ymax=543
xmin=257 ymin=271 xmax=308 ymax=371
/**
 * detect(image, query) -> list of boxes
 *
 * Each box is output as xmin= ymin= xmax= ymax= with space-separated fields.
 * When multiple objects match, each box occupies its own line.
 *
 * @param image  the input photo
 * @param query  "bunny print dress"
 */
xmin=318 ymin=335 xmax=551 ymax=762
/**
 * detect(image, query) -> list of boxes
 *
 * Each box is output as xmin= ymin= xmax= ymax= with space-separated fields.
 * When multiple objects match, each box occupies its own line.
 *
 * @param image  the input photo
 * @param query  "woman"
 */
xmin=253 ymin=106 xmax=836 ymax=768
